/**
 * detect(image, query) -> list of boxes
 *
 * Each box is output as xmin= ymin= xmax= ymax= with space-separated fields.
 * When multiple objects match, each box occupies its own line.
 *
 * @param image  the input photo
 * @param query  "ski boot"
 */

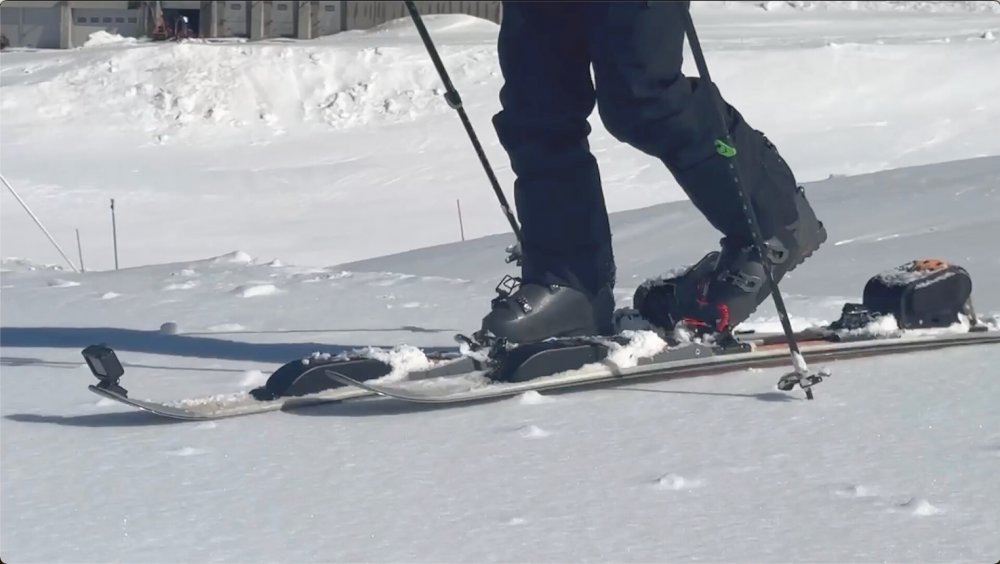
xmin=476 ymin=275 xmax=616 ymax=347
xmin=635 ymin=187 xmax=827 ymax=334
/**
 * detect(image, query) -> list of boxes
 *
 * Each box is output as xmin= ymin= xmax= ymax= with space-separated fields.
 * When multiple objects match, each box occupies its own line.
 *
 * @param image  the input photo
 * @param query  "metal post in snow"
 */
xmin=110 ymin=199 xmax=119 ymax=271
xmin=457 ymin=199 xmax=466 ymax=242
xmin=76 ymin=228 xmax=86 ymax=273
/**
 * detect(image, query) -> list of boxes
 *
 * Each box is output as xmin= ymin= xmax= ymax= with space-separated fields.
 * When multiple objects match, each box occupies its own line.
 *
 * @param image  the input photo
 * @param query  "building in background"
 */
xmin=0 ymin=1 xmax=501 ymax=49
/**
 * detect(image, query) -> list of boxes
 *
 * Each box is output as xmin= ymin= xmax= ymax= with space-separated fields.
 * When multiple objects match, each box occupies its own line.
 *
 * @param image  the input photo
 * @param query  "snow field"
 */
xmin=2 ymin=5 xmax=1000 ymax=563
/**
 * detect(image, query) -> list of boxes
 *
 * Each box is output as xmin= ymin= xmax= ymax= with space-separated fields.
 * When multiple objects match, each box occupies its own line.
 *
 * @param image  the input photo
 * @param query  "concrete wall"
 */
xmin=219 ymin=0 xmax=250 ymax=37
xmin=267 ymin=0 xmax=295 ymax=37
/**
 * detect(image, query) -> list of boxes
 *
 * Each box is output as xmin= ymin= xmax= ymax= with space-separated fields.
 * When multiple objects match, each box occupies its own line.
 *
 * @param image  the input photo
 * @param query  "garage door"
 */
xmin=314 ymin=1 xmax=341 ymax=37
xmin=71 ymin=8 xmax=139 ymax=47
xmin=220 ymin=1 xmax=248 ymax=38
xmin=0 ymin=5 xmax=61 ymax=49
xmin=269 ymin=1 xmax=295 ymax=38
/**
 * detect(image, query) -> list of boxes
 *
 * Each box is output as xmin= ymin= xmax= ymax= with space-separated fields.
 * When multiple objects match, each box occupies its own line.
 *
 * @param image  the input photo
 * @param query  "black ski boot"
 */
xmin=635 ymin=187 xmax=827 ymax=334
xmin=478 ymin=275 xmax=615 ymax=346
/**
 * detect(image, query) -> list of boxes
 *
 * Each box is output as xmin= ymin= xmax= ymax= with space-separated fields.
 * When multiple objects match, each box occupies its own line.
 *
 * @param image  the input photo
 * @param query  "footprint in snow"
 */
xmin=653 ymin=473 xmax=704 ymax=491
xmin=518 ymin=425 xmax=551 ymax=439
xmin=47 ymin=279 xmax=80 ymax=288
xmin=834 ymin=484 xmax=879 ymax=499
xmin=505 ymin=517 xmax=527 ymax=526
xmin=166 ymin=447 xmax=208 ymax=457
xmin=894 ymin=497 xmax=942 ymax=517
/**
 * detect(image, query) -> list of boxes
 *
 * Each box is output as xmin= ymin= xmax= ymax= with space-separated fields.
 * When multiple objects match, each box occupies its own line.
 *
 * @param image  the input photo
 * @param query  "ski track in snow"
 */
xmin=2 ymin=7 xmax=1000 ymax=563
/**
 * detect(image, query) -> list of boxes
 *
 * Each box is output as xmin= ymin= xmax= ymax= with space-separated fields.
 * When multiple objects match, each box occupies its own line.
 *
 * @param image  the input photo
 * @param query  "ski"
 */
xmin=323 ymin=329 xmax=1000 ymax=404
xmin=82 ymin=346 xmax=489 ymax=420
xmin=80 ymin=259 xmax=997 ymax=419
xmin=81 ymin=325 xmax=998 ymax=419
xmin=87 ymin=382 xmax=371 ymax=421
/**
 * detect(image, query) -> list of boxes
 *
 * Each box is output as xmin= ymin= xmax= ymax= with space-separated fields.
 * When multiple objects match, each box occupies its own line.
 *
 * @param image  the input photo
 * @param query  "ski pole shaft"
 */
xmin=76 ymin=228 xmax=86 ymax=272
xmin=681 ymin=10 xmax=814 ymax=399
xmin=111 ymin=198 xmax=119 ymax=271
xmin=403 ymin=0 xmax=522 ymax=243
xmin=1 ymin=173 xmax=80 ymax=273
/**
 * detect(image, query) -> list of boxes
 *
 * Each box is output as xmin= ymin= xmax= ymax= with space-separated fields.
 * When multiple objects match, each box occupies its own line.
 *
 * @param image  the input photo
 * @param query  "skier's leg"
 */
xmin=493 ymin=3 xmax=614 ymax=295
xmin=481 ymin=2 xmax=615 ymax=343
xmin=585 ymin=1 xmax=825 ymax=332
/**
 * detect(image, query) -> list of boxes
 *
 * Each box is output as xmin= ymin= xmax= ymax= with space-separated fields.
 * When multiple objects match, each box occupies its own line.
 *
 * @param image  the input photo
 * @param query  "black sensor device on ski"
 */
xmin=82 ymin=344 xmax=126 ymax=395
xmin=862 ymin=260 xmax=974 ymax=329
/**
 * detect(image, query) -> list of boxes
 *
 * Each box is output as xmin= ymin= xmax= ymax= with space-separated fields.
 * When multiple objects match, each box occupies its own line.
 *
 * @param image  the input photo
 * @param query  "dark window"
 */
xmin=231 ymin=3 xmax=242 ymax=9
xmin=127 ymin=1 xmax=141 ymax=9
xmin=76 ymin=17 xmax=87 ymax=23
xmin=276 ymin=4 xmax=288 ymax=11
xmin=103 ymin=17 xmax=112 ymax=23
xmin=127 ymin=17 xmax=137 ymax=23
xmin=90 ymin=17 xmax=99 ymax=23
xmin=324 ymin=4 xmax=336 ymax=11
xmin=115 ymin=17 xmax=125 ymax=23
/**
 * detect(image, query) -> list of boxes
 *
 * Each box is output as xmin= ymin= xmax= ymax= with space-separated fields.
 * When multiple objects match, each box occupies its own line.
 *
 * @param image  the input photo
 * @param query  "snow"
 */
xmin=515 ymin=390 xmax=556 ymax=406
xmin=82 ymin=31 xmax=139 ymax=48
xmin=3 ymin=4 xmax=1000 ymax=563
xmin=231 ymin=283 xmax=280 ymax=298
xmin=605 ymin=330 xmax=670 ymax=368
xmin=2 ymin=8 xmax=999 ymax=271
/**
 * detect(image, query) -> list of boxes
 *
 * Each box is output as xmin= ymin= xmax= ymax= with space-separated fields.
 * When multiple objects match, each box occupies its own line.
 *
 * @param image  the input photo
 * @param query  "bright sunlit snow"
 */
xmin=2 ymin=4 xmax=1000 ymax=563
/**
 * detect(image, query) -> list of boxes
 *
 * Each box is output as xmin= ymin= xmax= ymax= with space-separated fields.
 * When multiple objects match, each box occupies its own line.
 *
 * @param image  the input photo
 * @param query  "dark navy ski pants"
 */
xmin=494 ymin=1 xmax=798 ymax=294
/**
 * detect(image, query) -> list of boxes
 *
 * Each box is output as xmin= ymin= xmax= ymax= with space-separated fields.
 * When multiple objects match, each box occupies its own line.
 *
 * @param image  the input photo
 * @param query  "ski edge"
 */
xmin=87 ymin=383 xmax=371 ymax=420
xmin=324 ymin=330 xmax=1000 ymax=404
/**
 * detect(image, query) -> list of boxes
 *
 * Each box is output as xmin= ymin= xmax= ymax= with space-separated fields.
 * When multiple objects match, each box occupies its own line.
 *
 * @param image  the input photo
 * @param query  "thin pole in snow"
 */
xmin=76 ymin=228 xmax=86 ymax=273
xmin=110 ymin=198 xmax=119 ymax=271
xmin=0 ymin=173 xmax=80 ymax=273
xmin=457 ymin=199 xmax=465 ymax=242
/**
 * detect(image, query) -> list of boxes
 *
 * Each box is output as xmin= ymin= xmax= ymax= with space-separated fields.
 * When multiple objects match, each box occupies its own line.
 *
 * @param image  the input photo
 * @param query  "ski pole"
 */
xmin=1 ymin=173 xmax=80 ymax=273
xmin=403 ymin=0 xmax=522 ymax=244
xmin=681 ymin=10 xmax=822 ymax=399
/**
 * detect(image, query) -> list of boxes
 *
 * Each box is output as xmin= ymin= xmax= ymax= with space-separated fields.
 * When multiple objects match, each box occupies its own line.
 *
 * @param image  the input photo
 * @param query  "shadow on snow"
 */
xmin=0 ymin=326 xmax=456 ymax=364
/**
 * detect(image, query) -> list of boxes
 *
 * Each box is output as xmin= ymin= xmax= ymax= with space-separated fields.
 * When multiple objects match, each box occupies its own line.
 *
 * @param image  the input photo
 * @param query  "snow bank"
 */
xmin=362 ymin=14 xmax=499 ymax=38
xmin=696 ymin=1 xmax=1000 ymax=12
xmin=0 ymin=22 xmax=498 ymax=137
xmin=82 ymin=31 xmax=139 ymax=48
